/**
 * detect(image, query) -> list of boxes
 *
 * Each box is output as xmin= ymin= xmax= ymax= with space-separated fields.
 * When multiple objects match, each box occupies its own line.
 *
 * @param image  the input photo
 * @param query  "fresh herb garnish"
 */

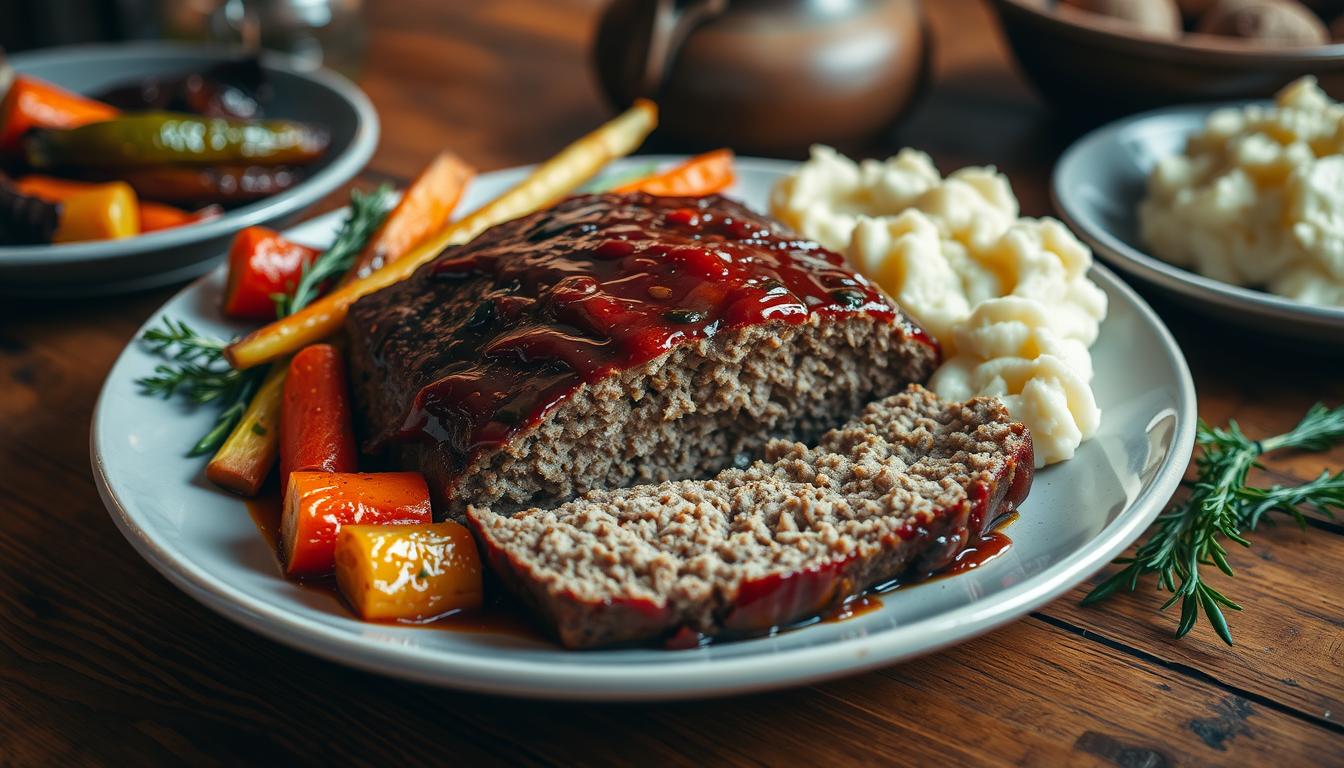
xmin=1084 ymin=404 xmax=1344 ymax=645
xmin=137 ymin=185 xmax=393 ymax=455
xmin=273 ymin=184 xmax=393 ymax=316
xmin=137 ymin=318 xmax=259 ymax=455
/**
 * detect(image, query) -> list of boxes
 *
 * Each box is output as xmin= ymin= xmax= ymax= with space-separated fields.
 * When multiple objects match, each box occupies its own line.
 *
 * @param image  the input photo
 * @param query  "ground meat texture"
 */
xmin=346 ymin=193 xmax=939 ymax=516
xmin=468 ymin=385 xmax=1035 ymax=649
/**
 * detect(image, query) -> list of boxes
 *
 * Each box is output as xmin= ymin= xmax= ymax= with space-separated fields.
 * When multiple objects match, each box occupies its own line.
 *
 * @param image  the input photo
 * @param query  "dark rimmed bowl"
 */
xmin=988 ymin=0 xmax=1344 ymax=118
xmin=0 ymin=42 xmax=379 ymax=297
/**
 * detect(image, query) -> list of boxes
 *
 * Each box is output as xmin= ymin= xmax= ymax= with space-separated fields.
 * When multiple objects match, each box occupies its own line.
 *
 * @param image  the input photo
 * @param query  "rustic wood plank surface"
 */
xmin=2 ymin=0 xmax=1342 ymax=765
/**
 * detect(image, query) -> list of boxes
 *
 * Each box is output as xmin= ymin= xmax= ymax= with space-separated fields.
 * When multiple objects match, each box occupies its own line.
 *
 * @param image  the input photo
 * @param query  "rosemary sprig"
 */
xmin=273 ymin=184 xmax=392 ymax=316
xmin=137 ymin=318 xmax=255 ymax=455
xmin=137 ymin=185 xmax=392 ymax=455
xmin=1084 ymin=404 xmax=1344 ymax=645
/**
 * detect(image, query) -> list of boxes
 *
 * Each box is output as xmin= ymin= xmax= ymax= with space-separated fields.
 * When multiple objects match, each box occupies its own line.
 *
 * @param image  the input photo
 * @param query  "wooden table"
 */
xmin=3 ymin=1 xmax=1341 ymax=764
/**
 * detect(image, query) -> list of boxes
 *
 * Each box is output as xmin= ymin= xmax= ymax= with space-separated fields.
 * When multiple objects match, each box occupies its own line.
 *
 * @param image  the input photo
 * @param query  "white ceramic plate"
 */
xmin=1052 ymin=103 xmax=1344 ymax=344
xmin=92 ymin=157 xmax=1196 ymax=700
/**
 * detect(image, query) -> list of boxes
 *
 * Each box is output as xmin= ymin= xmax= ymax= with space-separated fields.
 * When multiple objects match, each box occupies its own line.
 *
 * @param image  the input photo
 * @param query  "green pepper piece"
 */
xmin=23 ymin=111 xmax=329 ymax=169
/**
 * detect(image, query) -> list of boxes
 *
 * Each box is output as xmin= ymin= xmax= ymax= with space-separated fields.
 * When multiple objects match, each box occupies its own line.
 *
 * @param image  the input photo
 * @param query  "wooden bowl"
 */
xmin=988 ymin=0 xmax=1344 ymax=117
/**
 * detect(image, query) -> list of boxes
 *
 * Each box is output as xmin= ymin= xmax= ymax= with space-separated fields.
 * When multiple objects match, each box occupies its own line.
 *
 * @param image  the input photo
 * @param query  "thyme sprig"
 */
xmin=136 ymin=185 xmax=392 ymax=455
xmin=1084 ymin=404 xmax=1344 ymax=645
xmin=273 ymin=184 xmax=392 ymax=316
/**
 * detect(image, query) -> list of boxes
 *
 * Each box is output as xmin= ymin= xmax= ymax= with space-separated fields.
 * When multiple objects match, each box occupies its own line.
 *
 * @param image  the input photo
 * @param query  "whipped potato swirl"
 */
xmin=1139 ymin=76 xmax=1344 ymax=306
xmin=772 ymin=146 xmax=1108 ymax=466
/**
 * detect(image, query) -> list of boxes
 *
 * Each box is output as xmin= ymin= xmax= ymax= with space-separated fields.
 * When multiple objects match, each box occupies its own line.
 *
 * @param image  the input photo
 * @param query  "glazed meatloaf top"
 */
xmin=346 ymin=193 xmax=938 ymax=512
xmin=468 ymin=385 xmax=1034 ymax=649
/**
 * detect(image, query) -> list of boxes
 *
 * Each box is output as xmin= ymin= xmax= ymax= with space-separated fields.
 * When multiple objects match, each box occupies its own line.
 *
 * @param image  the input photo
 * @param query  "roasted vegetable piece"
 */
xmin=205 ymin=364 xmax=286 ymax=496
xmin=139 ymin=201 xmax=221 ymax=233
xmin=282 ymin=472 xmax=432 ymax=577
xmin=0 ymin=177 xmax=60 ymax=245
xmin=335 ymin=522 xmax=484 ymax=621
xmin=15 ymin=175 xmax=216 ymax=234
xmin=280 ymin=344 xmax=358 ymax=495
xmin=0 ymin=75 xmax=118 ymax=153
xmin=612 ymin=148 xmax=735 ymax=196
xmin=225 ymin=99 xmax=659 ymax=369
xmin=345 ymin=151 xmax=475 ymax=281
xmin=94 ymin=57 xmax=272 ymax=119
xmin=50 ymin=181 xmax=139 ymax=243
xmin=222 ymin=226 xmax=321 ymax=320
xmin=100 ymin=164 xmax=304 ymax=207
xmin=24 ymin=111 xmax=329 ymax=169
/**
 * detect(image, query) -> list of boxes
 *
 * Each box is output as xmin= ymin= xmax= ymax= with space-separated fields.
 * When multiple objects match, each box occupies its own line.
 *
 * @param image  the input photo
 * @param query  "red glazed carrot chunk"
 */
xmin=281 ymin=471 xmax=432 ymax=577
xmin=280 ymin=344 xmax=357 ymax=495
xmin=222 ymin=226 xmax=321 ymax=320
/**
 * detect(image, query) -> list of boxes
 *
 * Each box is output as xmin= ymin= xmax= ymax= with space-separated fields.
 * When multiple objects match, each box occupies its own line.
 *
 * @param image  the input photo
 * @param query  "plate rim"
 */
xmin=90 ymin=157 xmax=1198 ymax=700
xmin=0 ymin=41 xmax=380 ymax=267
xmin=1051 ymin=101 xmax=1344 ymax=330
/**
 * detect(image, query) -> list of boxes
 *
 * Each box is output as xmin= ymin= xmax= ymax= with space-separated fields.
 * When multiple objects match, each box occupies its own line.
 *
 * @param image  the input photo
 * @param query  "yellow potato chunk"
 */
xmin=334 ymin=522 xmax=483 ymax=622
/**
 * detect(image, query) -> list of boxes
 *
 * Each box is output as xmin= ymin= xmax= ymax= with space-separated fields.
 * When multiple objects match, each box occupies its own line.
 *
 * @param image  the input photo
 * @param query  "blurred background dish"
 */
xmin=990 ymin=0 xmax=1344 ymax=118
xmin=593 ymin=0 xmax=930 ymax=155
xmin=1051 ymin=100 xmax=1344 ymax=343
xmin=0 ymin=42 xmax=377 ymax=296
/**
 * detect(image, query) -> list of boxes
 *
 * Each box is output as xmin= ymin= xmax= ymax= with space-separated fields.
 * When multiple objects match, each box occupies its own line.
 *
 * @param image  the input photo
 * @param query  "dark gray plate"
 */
xmin=0 ymin=43 xmax=378 ymax=297
xmin=1052 ymin=103 xmax=1344 ymax=343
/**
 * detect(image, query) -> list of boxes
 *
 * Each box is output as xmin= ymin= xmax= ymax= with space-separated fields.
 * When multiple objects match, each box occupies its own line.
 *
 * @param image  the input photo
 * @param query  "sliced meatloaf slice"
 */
xmin=346 ymin=192 xmax=938 ymax=517
xmin=467 ymin=385 xmax=1034 ymax=649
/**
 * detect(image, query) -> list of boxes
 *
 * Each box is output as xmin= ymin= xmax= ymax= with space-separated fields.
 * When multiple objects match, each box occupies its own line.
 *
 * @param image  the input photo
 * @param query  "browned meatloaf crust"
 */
xmin=346 ymin=193 xmax=939 ymax=517
xmin=467 ymin=385 xmax=1034 ymax=649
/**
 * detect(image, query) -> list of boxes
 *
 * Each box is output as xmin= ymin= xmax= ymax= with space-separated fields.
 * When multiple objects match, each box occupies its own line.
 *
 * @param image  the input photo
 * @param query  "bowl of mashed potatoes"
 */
xmin=1052 ymin=76 xmax=1344 ymax=342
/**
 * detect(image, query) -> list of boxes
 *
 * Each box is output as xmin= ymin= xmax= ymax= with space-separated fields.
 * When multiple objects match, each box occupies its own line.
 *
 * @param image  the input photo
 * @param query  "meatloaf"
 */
xmin=346 ymin=192 xmax=939 ymax=516
xmin=468 ymin=385 xmax=1034 ymax=649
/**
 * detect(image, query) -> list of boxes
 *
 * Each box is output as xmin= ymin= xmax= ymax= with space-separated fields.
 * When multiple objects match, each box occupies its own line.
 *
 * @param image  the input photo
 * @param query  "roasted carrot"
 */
xmin=222 ymin=226 xmax=321 ymax=320
xmin=15 ymin=175 xmax=217 ymax=235
xmin=140 ymin=201 xmax=221 ymax=233
xmin=0 ymin=75 xmax=118 ymax=153
xmin=51 ymin=182 xmax=138 ymax=243
xmin=335 ymin=522 xmax=484 ymax=621
xmin=280 ymin=344 xmax=357 ymax=496
xmin=282 ymin=472 xmax=432 ymax=577
xmin=12 ymin=174 xmax=93 ymax=201
xmin=612 ymin=149 xmax=734 ymax=197
xmin=205 ymin=364 xmax=287 ymax=496
xmin=224 ymin=100 xmax=658 ymax=370
xmin=345 ymin=151 xmax=475 ymax=282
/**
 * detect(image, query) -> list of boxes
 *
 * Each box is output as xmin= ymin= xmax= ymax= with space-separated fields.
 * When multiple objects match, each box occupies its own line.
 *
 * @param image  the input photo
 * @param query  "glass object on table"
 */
xmin=160 ymin=0 xmax=366 ymax=76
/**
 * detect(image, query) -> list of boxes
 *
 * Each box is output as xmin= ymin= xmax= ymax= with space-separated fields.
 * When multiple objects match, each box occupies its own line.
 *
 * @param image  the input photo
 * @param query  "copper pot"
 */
xmin=593 ymin=0 xmax=930 ymax=155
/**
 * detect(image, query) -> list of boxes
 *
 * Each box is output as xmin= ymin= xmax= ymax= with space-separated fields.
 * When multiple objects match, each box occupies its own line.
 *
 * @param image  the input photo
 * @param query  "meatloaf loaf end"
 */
xmin=467 ymin=385 xmax=1034 ymax=649
xmin=346 ymin=193 xmax=939 ymax=517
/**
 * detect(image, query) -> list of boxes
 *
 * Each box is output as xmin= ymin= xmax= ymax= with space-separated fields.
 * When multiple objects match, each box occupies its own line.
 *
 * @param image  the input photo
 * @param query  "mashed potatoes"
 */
xmin=771 ymin=146 xmax=1107 ymax=466
xmin=1139 ymin=76 xmax=1344 ymax=306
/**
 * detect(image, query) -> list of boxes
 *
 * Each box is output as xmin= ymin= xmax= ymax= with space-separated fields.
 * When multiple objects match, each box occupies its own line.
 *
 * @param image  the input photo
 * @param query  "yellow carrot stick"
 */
xmin=225 ymin=100 xmax=658 ymax=370
xmin=205 ymin=363 xmax=287 ymax=496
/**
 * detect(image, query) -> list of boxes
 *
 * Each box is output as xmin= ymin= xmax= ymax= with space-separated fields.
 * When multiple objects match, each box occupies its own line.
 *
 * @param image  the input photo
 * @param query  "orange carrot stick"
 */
xmin=280 ymin=344 xmax=357 ymax=496
xmin=282 ymin=472 xmax=432 ymax=577
xmin=612 ymin=149 xmax=734 ymax=197
xmin=345 ymin=151 xmax=475 ymax=282
xmin=0 ymin=75 xmax=117 ymax=152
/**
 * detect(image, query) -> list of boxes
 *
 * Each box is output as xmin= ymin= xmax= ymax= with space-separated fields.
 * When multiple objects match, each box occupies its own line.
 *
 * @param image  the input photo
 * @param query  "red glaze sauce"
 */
xmin=390 ymin=193 xmax=929 ymax=468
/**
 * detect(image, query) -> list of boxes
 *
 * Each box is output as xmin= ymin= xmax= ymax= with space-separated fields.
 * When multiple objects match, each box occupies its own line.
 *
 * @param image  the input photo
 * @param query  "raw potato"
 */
xmin=1060 ymin=0 xmax=1182 ymax=36
xmin=335 ymin=522 xmax=484 ymax=622
xmin=1197 ymin=0 xmax=1329 ymax=45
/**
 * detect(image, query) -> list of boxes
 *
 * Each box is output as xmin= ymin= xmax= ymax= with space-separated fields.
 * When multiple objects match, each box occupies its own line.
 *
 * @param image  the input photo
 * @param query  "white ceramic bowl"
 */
xmin=0 ymin=43 xmax=378 ymax=297
xmin=1052 ymin=103 xmax=1344 ymax=344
